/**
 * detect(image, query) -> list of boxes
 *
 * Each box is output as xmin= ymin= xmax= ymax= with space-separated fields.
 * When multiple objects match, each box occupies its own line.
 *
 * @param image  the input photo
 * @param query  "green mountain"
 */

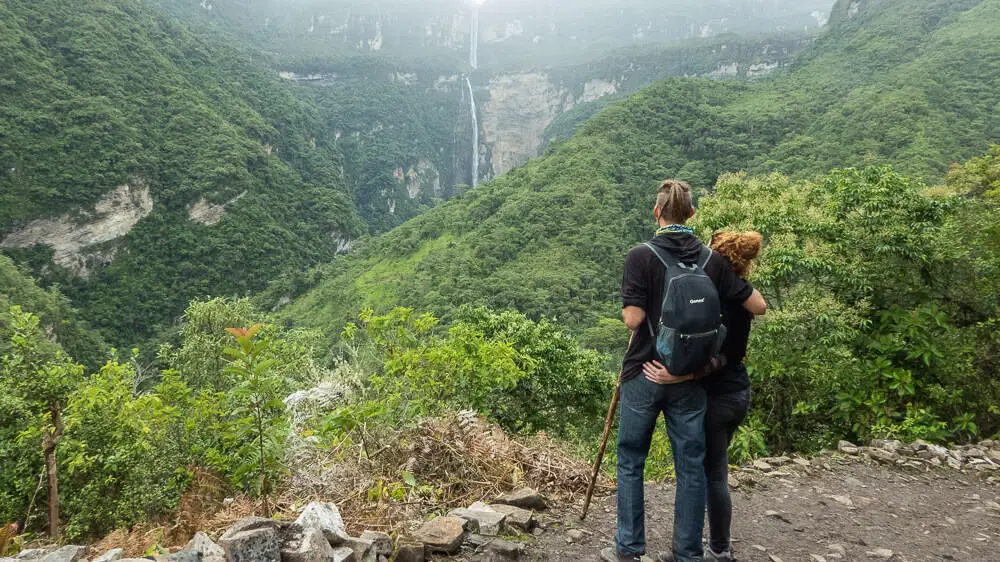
xmin=279 ymin=0 xmax=1000 ymax=334
xmin=0 ymin=0 xmax=369 ymax=345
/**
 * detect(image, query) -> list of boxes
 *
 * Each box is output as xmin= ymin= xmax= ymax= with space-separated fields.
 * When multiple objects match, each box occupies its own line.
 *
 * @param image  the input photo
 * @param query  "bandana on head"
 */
xmin=656 ymin=224 xmax=695 ymax=237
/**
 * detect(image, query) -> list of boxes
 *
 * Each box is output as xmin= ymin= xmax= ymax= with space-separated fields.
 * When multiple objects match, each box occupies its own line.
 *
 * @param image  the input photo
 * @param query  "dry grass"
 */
xmin=93 ymin=411 xmax=609 ymax=554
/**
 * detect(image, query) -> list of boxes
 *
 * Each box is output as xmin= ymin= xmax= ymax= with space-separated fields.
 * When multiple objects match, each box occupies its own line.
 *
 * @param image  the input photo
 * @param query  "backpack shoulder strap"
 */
xmin=643 ymin=242 xmax=676 ymax=269
xmin=699 ymin=245 xmax=713 ymax=269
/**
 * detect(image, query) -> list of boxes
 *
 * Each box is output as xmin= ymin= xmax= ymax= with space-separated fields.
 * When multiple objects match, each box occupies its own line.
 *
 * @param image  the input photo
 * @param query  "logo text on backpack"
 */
xmin=689 ymin=298 xmax=706 ymax=304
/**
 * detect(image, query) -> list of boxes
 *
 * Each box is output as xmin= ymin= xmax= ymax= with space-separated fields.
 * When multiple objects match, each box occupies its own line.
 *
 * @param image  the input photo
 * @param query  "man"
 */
xmin=604 ymin=180 xmax=766 ymax=562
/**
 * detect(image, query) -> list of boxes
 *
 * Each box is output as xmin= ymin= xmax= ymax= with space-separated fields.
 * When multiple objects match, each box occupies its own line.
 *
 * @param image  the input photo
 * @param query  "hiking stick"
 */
xmin=581 ymin=331 xmax=635 ymax=521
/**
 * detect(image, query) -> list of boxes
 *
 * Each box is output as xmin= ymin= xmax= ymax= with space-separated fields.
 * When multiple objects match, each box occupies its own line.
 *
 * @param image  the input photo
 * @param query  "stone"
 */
xmin=485 ymin=539 xmax=523 ymax=561
xmin=810 ymin=555 xmax=827 ymax=562
xmin=768 ymin=556 xmax=785 ymax=562
xmin=866 ymin=548 xmax=894 ymax=559
xmin=837 ymin=441 xmax=859 ymax=455
xmin=871 ymin=439 xmax=903 ymax=453
xmin=828 ymin=544 xmax=847 ymax=556
xmin=752 ymin=459 xmax=774 ymax=472
xmin=413 ymin=517 xmax=465 ymax=554
xmin=218 ymin=527 xmax=281 ymax=562
xmin=39 ymin=546 xmax=88 ymax=562
xmin=92 ymin=550 xmax=125 ymax=562
xmin=359 ymin=531 xmax=392 ymax=557
xmin=497 ymin=488 xmax=547 ymax=511
xmin=930 ymin=457 xmax=942 ymax=467
xmin=964 ymin=447 xmax=987 ymax=459
xmin=868 ymin=448 xmax=899 ymax=463
xmin=928 ymin=444 xmax=949 ymax=460
xmin=15 ymin=549 xmax=52 ymax=560
xmin=168 ymin=532 xmax=225 ymax=562
xmin=280 ymin=526 xmax=335 ymax=562
xmin=828 ymin=495 xmax=854 ymax=508
xmin=762 ymin=456 xmax=792 ymax=466
xmin=566 ymin=529 xmax=586 ymax=541
xmin=947 ymin=456 xmax=963 ymax=470
xmin=296 ymin=502 xmax=349 ymax=546
xmin=343 ymin=537 xmax=376 ymax=562
xmin=490 ymin=504 xmax=536 ymax=532
xmin=912 ymin=439 xmax=930 ymax=451
xmin=793 ymin=457 xmax=812 ymax=467
xmin=448 ymin=508 xmax=507 ymax=536
xmin=465 ymin=534 xmax=491 ymax=548
xmin=331 ymin=547 xmax=356 ymax=562
xmin=393 ymin=542 xmax=425 ymax=562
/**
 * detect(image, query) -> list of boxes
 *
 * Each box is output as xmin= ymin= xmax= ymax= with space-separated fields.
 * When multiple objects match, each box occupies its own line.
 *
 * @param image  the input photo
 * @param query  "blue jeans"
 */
xmin=705 ymin=385 xmax=751 ymax=553
xmin=616 ymin=375 xmax=708 ymax=562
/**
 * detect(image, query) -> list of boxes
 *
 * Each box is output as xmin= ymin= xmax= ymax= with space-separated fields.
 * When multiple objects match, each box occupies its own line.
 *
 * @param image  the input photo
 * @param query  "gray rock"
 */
xmin=224 ymin=517 xmax=278 ymax=537
xmin=331 ymin=547 xmax=356 ymax=562
xmin=219 ymin=527 xmax=281 ymax=562
xmin=342 ymin=537 xmax=376 ymax=562
xmin=868 ymin=448 xmax=899 ymax=463
xmin=465 ymin=534 xmax=491 ymax=548
xmin=393 ymin=542 xmax=424 ymax=562
xmin=762 ymin=456 xmax=792 ymax=466
xmin=485 ymin=539 xmax=523 ymax=561
xmin=280 ymin=526 xmax=335 ymax=562
xmin=168 ymin=531 xmax=225 ymax=562
xmin=866 ymin=548 xmax=894 ymax=559
xmin=413 ymin=517 xmax=465 ymax=554
xmin=92 ymin=548 xmax=125 ymax=562
xmin=947 ymin=456 xmax=963 ymax=470
xmin=827 ymin=495 xmax=854 ymax=508
xmin=566 ymin=529 xmax=586 ymax=542
xmin=15 ymin=549 xmax=51 ymax=560
xmin=828 ymin=544 xmax=847 ymax=556
xmin=295 ymin=502 xmax=349 ymax=546
xmin=928 ymin=444 xmax=949 ymax=460
xmin=497 ymin=488 xmax=547 ymax=511
xmin=490 ymin=504 xmax=536 ymax=532
xmin=359 ymin=532 xmax=392 ymax=558
xmin=871 ymin=439 xmax=903 ymax=453
xmin=837 ymin=441 xmax=859 ymax=455
xmin=448 ymin=508 xmax=507 ymax=536
xmin=39 ymin=546 xmax=88 ymax=562
xmin=752 ymin=459 xmax=773 ymax=472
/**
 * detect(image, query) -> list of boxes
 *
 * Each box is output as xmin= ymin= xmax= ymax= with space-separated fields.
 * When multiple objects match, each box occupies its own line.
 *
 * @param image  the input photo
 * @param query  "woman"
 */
xmin=644 ymin=231 xmax=764 ymax=562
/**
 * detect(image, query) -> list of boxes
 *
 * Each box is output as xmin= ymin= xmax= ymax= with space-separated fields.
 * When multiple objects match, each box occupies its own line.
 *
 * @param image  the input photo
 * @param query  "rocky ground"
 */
xmin=9 ymin=440 xmax=1000 ymax=562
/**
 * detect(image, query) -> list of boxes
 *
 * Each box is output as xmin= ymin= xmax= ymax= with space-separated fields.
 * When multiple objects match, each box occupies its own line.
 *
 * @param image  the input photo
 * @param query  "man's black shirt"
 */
xmin=620 ymin=231 xmax=754 ymax=395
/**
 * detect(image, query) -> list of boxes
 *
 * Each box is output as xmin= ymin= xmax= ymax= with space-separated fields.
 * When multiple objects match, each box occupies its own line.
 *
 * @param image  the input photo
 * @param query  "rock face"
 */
xmin=295 ymin=502 xmax=349 ymax=545
xmin=219 ymin=518 xmax=281 ymax=562
xmin=480 ymin=72 xmax=574 ymax=178
xmin=187 ymin=190 xmax=248 ymax=226
xmin=1 ymin=181 xmax=152 ymax=277
xmin=412 ymin=516 xmax=465 ymax=554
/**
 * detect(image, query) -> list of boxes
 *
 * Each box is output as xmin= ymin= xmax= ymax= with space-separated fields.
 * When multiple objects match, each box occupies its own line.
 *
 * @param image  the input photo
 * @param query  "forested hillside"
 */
xmin=281 ymin=0 xmax=1000 ymax=333
xmin=0 ymin=0 xmax=368 ymax=345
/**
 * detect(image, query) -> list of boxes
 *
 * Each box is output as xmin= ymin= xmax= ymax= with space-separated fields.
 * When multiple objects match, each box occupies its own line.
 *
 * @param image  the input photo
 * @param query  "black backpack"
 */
xmin=644 ymin=242 xmax=727 ymax=376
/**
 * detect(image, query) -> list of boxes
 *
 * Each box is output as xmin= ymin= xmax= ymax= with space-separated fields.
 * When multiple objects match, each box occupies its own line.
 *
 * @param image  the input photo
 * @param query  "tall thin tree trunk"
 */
xmin=41 ymin=404 xmax=64 ymax=539
xmin=257 ymin=406 xmax=270 ymax=517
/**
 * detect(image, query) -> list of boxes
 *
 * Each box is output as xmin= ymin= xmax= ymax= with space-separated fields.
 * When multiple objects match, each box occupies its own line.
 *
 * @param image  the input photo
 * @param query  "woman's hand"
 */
xmin=643 ymin=361 xmax=694 ymax=385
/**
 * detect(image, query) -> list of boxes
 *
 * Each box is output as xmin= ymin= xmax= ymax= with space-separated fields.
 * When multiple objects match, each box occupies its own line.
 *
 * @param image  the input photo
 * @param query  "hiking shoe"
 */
xmin=705 ymin=546 xmax=737 ymax=561
xmin=601 ymin=547 xmax=642 ymax=562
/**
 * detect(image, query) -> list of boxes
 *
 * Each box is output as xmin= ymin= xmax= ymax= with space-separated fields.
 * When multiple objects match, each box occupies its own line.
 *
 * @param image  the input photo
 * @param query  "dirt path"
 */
xmin=508 ymin=457 xmax=1000 ymax=561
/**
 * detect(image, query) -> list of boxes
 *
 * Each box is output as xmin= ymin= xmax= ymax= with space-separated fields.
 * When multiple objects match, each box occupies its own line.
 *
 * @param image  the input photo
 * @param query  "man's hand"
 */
xmin=643 ymin=361 xmax=694 ymax=385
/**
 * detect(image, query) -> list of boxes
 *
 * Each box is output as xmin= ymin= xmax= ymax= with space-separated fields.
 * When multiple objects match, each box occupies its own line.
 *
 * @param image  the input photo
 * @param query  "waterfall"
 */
xmin=470 ymin=6 xmax=479 ymax=69
xmin=465 ymin=76 xmax=479 ymax=188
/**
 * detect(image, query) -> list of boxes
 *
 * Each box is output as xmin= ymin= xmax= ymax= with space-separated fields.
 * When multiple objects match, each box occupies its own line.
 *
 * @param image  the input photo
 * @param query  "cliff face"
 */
xmin=178 ymin=0 xmax=832 ymax=68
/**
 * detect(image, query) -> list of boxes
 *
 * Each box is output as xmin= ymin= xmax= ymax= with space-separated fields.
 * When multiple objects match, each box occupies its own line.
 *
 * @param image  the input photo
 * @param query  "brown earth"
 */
xmin=450 ymin=456 xmax=1000 ymax=562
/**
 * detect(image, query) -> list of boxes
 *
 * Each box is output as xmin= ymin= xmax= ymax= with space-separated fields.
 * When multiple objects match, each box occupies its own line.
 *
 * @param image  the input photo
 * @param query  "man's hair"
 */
xmin=655 ymin=179 xmax=693 ymax=224
xmin=710 ymin=231 xmax=763 ymax=278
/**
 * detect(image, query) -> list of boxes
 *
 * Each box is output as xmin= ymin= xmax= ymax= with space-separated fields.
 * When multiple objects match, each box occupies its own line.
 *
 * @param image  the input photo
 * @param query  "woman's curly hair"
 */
xmin=709 ymin=231 xmax=763 ymax=278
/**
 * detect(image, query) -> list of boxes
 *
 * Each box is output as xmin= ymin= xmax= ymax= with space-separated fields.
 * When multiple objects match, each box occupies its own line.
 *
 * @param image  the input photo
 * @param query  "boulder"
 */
xmin=413 ymin=517 xmax=465 ymax=554
xmin=168 ymin=532 xmax=225 ymax=562
xmin=39 ymin=546 xmax=88 ymax=562
xmin=497 ymin=488 xmax=547 ymax=511
xmin=393 ymin=542 xmax=424 ymax=562
xmin=448 ymin=508 xmax=507 ymax=536
xmin=490 ymin=504 xmax=536 ymax=532
xmin=219 ymin=526 xmax=281 ymax=562
xmin=92 ymin=549 xmax=124 ymax=562
xmin=358 ymin=532 xmax=392 ymax=558
xmin=15 ymin=548 xmax=52 ymax=560
xmin=837 ymin=441 xmax=859 ymax=455
xmin=867 ymin=448 xmax=899 ymax=463
xmin=280 ymin=526 xmax=335 ymax=562
xmin=871 ymin=439 xmax=903 ymax=453
xmin=295 ymin=502 xmax=349 ymax=546
xmin=342 ymin=537 xmax=376 ymax=562
xmin=485 ymin=539 xmax=523 ymax=561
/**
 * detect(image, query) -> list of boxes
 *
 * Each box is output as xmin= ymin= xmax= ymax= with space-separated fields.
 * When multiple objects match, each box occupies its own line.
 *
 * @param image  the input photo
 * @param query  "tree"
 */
xmin=0 ymin=306 xmax=84 ymax=538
